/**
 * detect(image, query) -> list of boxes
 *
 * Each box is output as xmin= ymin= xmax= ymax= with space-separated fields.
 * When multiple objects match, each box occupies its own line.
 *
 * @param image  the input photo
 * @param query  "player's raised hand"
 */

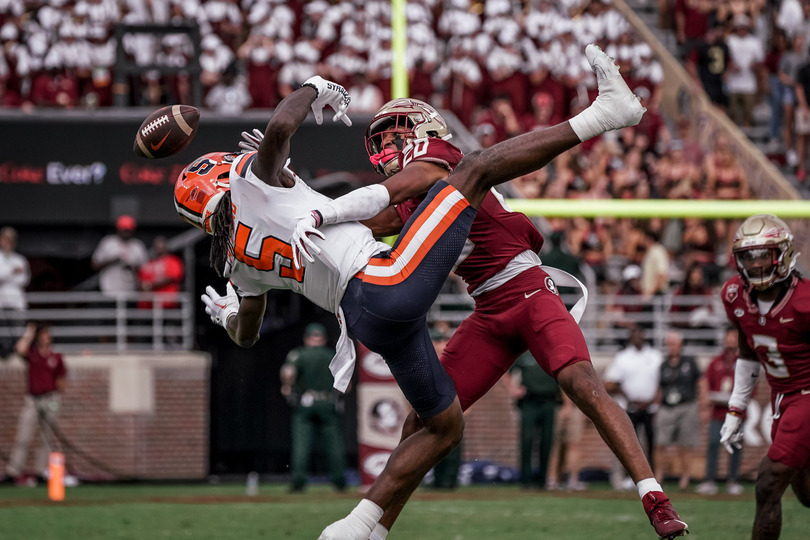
xmin=201 ymin=282 xmax=239 ymax=328
xmin=302 ymin=76 xmax=352 ymax=126
xmin=290 ymin=212 xmax=325 ymax=270
xmin=238 ymin=128 xmax=263 ymax=153
xmin=719 ymin=412 xmax=744 ymax=454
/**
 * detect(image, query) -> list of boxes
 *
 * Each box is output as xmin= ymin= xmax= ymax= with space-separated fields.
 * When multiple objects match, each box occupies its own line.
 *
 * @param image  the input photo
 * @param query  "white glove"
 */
xmin=302 ymin=76 xmax=352 ymax=126
xmin=238 ymin=128 xmax=263 ymax=153
xmin=201 ymin=282 xmax=239 ymax=328
xmin=290 ymin=212 xmax=325 ymax=270
xmin=719 ymin=412 xmax=744 ymax=454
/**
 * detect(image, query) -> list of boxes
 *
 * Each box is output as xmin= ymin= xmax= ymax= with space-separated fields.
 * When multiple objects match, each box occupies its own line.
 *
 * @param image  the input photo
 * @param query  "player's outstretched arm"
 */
xmin=252 ymin=77 xmax=351 ymax=184
xmin=229 ymin=294 xmax=266 ymax=347
xmin=251 ymin=86 xmax=318 ymax=184
xmin=290 ymin=160 xmax=446 ymax=267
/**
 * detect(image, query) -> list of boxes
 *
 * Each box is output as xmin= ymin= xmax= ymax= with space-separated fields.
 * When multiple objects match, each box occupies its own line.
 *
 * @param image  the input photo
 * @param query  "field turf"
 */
xmin=0 ymin=481 xmax=805 ymax=539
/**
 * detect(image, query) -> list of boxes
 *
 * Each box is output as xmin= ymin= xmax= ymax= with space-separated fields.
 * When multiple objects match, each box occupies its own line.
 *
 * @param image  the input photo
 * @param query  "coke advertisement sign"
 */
xmin=0 ymin=112 xmax=371 ymax=226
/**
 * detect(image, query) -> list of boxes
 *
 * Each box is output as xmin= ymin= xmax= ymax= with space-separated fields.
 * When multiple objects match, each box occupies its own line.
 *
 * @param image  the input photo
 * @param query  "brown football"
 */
xmin=133 ymin=105 xmax=200 ymax=159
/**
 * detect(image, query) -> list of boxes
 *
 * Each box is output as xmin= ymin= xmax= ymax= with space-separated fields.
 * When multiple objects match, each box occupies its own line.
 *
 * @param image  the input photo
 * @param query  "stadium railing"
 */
xmin=0 ymin=290 xmax=724 ymax=356
xmin=0 ymin=291 xmax=194 ymax=353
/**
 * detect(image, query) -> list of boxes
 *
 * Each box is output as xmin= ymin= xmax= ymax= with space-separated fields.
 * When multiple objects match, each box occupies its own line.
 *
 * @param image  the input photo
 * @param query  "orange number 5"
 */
xmin=233 ymin=223 xmax=304 ymax=282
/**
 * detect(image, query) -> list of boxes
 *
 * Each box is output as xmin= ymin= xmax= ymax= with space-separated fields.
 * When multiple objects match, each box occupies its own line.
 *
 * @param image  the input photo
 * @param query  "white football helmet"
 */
xmin=731 ymin=214 xmax=796 ymax=290
xmin=364 ymin=98 xmax=452 ymax=176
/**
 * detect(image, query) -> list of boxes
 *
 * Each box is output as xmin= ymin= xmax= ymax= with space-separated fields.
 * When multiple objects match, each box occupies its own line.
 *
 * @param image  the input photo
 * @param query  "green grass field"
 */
xmin=0 ymin=481 xmax=805 ymax=539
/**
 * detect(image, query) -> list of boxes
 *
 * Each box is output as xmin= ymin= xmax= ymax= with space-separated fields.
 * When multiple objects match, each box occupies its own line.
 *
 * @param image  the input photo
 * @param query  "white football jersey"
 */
xmin=226 ymin=153 xmax=389 ymax=391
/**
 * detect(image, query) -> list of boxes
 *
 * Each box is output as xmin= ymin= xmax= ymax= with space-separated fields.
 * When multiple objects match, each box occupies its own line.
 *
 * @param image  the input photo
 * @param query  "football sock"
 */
xmin=369 ymin=523 xmax=389 ymax=540
xmin=637 ymin=478 xmax=663 ymax=499
xmin=569 ymin=106 xmax=605 ymax=142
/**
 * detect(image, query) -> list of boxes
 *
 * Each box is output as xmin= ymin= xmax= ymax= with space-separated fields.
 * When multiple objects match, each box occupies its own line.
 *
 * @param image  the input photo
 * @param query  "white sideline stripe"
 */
xmin=363 ymin=189 xmax=465 ymax=278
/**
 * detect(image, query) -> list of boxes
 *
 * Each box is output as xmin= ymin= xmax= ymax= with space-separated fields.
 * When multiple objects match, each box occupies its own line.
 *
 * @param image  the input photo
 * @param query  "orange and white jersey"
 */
xmin=226 ymin=153 xmax=389 ymax=391
xmin=227 ymin=153 xmax=388 ymax=311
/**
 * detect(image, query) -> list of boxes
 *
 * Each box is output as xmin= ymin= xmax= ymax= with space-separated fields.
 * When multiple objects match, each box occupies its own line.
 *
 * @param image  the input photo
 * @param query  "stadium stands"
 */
xmin=0 ymin=0 xmax=805 ymax=353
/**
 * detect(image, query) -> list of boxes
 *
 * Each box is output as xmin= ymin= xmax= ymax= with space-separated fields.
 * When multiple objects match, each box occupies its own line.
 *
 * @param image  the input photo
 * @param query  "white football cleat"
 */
xmin=585 ymin=43 xmax=646 ymax=131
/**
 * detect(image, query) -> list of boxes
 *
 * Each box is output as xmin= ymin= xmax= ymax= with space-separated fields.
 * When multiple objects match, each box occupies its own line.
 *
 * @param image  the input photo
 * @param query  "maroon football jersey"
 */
xmin=722 ymin=274 xmax=810 ymax=394
xmin=705 ymin=353 xmax=737 ymax=421
xmin=395 ymin=138 xmax=544 ymax=294
xmin=26 ymin=346 xmax=66 ymax=396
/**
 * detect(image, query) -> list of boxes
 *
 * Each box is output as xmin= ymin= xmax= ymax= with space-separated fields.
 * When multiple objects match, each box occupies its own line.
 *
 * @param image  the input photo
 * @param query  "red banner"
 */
xmin=355 ymin=343 xmax=410 ymax=490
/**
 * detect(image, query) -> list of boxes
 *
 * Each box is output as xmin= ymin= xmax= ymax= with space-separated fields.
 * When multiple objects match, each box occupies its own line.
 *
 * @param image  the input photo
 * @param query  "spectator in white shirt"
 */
xmin=776 ymin=0 xmax=805 ymax=39
xmin=204 ymin=61 xmax=251 ymax=115
xmin=347 ymin=72 xmax=384 ymax=114
xmin=726 ymin=14 xmax=765 ymax=128
xmin=200 ymin=33 xmax=234 ymax=88
xmin=604 ymin=325 xmax=663 ymax=489
xmin=91 ymin=215 xmax=148 ymax=295
xmin=0 ymin=226 xmax=30 ymax=357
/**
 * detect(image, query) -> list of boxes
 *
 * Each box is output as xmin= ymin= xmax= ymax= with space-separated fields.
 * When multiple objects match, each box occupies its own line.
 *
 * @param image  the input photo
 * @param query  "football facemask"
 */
xmin=731 ymin=214 xmax=796 ymax=290
xmin=365 ymin=98 xmax=451 ymax=176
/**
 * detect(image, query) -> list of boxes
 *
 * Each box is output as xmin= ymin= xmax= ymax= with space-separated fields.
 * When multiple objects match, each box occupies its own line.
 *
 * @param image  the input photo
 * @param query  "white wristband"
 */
xmin=728 ymin=358 xmax=760 ymax=412
xmin=317 ymin=184 xmax=391 ymax=226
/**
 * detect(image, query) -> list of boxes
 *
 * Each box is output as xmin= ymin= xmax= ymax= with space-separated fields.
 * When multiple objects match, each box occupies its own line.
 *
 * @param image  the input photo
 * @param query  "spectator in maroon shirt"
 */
xmin=764 ymin=29 xmax=788 ymax=147
xmin=439 ymin=39 xmax=483 ymax=126
xmin=137 ymin=236 xmax=184 ymax=310
xmin=237 ymin=35 xmax=281 ymax=109
xmin=28 ymin=66 xmax=80 ymax=108
xmin=522 ymin=91 xmax=563 ymax=132
xmin=674 ymin=0 xmax=713 ymax=59
xmin=2 ymin=323 xmax=66 ymax=485
xmin=630 ymin=86 xmax=667 ymax=153
xmin=696 ymin=327 xmax=744 ymax=496
xmin=409 ymin=58 xmax=436 ymax=104
xmin=473 ymin=94 xmax=522 ymax=144
xmin=669 ymin=263 xmax=715 ymax=337
xmin=484 ymin=42 xmax=529 ymax=117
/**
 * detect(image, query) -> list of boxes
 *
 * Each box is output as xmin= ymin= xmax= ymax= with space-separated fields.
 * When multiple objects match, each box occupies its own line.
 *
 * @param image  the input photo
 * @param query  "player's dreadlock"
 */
xmin=209 ymin=190 xmax=233 ymax=277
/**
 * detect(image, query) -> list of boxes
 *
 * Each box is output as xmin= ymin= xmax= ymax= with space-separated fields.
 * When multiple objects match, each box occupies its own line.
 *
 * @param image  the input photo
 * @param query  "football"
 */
xmin=133 ymin=104 xmax=200 ymax=159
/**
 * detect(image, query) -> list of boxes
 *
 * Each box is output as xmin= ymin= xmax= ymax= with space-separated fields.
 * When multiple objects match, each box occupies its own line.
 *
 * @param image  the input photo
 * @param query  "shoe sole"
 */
xmin=585 ymin=44 xmax=621 ymax=79
xmin=658 ymin=521 xmax=689 ymax=539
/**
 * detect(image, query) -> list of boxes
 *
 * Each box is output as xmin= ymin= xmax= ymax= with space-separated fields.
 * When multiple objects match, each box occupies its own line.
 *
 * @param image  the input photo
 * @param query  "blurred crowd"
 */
xmin=0 ymin=0 xmax=651 ymax=114
xmin=675 ymin=0 xmax=810 ymax=179
xmin=0 ymin=0 xmax=787 ymax=302
xmin=510 ymin=124 xmax=749 ymax=300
